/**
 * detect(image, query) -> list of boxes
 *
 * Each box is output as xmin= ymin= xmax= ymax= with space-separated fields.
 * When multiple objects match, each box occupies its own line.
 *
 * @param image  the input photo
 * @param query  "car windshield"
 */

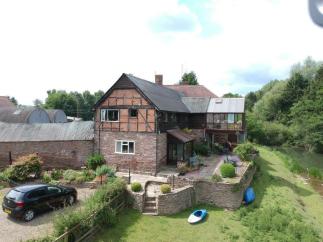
xmin=6 ymin=190 xmax=24 ymax=201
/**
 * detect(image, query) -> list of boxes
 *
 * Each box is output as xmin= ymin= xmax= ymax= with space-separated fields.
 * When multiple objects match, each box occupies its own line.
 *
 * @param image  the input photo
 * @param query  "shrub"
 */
xmin=177 ymin=162 xmax=189 ymax=175
xmin=194 ymin=142 xmax=210 ymax=156
xmin=234 ymin=143 xmax=259 ymax=162
xmin=241 ymin=206 xmax=319 ymax=242
xmin=211 ymin=143 xmax=224 ymax=154
xmin=7 ymin=154 xmax=42 ymax=181
xmin=42 ymin=171 xmax=52 ymax=183
xmin=131 ymin=182 xmax=142 ymax=192
xmin=95 ymin=165 xmax=114 ymax=177
xmin=86 ymin=153 xmax=105 ymax=170
xmin=220 ymin=163 xmax=236 ymax=178
xmin=50 ymin=169 xmax=63 ymax=180
xmin=160 ymin=184 xmax=171 ymax=194
xmin=211 ymin=174 xmax=222 ymax=182
xmin=82 ymin=169 xmax=96 ymax=182
xmin=53 ymin=178 xmax=126 ymax=236
xmin=63 ymin=169 xmax=80 ymax=182
xmin=308 ymin=167 xmax=322 ymax=179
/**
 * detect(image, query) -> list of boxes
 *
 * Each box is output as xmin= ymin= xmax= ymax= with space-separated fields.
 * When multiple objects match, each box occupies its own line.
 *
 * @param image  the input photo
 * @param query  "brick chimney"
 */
xmin=155 ymin=74 xmax=163 ymax=85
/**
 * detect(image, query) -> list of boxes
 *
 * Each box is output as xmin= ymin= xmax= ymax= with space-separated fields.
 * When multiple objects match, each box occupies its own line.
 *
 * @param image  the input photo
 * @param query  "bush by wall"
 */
xmin=234 ymin=143 xmax=259 ymax=162
xmin=86 ymin=153 xmax=105 ymax=170
xmin=53 ymin=177 xmax=126 ymax=237
xmin=194 ymin=142 xmax=210 ymax=156
xmin=5 ymin=154 xmax=42 ymax=182
xmin=220 ymin=163 xmax=236 ymax=178
xmin=131 ymin=182 xmax=142 ymax=192
xmin=160 ymin=184 xmax=171 ymax=194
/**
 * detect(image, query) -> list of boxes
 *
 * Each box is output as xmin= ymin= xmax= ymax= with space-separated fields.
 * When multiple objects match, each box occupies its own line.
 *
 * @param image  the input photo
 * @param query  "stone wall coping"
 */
xmin=159 ymin=185 xmax=193 ymax=197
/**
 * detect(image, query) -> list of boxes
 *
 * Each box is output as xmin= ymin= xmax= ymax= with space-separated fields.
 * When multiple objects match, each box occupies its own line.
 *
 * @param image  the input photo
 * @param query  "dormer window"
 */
xmin=101 ymin=109 xmax=119 ymax=122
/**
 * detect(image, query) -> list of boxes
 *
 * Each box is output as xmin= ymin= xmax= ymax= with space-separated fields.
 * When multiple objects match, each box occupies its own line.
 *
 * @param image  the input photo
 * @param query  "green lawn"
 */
xmin=276 ymin=146 xmax=323 ymax=171
xmin=95 ymin=147 xmax=323 ymax=242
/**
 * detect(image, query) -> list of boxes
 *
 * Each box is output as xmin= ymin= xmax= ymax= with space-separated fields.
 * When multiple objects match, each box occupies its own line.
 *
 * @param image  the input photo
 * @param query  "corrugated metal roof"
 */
xmin=0 ymin=96 xmax=15 ymax=108
xmin=165 ymin=85 xmax=217 ymax=98
xmin=167 ymin=129 xmax=195 ymax=143
xmin=46 ymin=109 xmax=67 ymax=123
xmin=181 ymin=97 xmax=210 ymax=113
xmin=0 ymin=107 xmax=50 ymax=123
xmin=207 ymin=98 xmax=245 ymax=113
xmin=126 ymin=74 xmax=190 ymax=113
xmin=0 ymin=121 xmax=94 ymax=142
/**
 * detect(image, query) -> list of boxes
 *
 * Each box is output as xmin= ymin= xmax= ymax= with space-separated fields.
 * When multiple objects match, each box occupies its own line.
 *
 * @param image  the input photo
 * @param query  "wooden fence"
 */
xmin=53 ymin=192 xmax=126 ymax=242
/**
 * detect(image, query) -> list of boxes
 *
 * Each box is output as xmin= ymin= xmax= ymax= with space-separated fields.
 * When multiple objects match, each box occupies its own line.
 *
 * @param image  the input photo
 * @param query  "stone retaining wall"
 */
xmin=157 ymin=186 xmax=195 ymax=215
xmin=128 ymin=188 xmax=145 ymax=212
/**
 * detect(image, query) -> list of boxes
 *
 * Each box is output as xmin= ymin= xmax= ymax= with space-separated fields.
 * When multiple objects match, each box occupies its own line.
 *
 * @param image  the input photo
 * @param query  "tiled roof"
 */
xmin=181 ymin=97 xmax=210 ymax=113
xmin=165 ymin=85 xmax=217 ymax=98
xmin=125 ymin=74 xmax=190 ymax=113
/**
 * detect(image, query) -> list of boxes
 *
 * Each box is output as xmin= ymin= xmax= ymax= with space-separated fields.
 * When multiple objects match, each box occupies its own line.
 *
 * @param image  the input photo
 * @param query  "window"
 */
xmin=228 ymin=114 xmax=235 ymax=124
xmin=100 ymin=109 xmax=119 ymax=122
xmin=47 ymin=186 xmax=61 ymax=194
xmin=27 ymin=189 xmax=46 ymax=199
xmin=115 ymin=141 xmax=135 ymax=154
xmin=129 ymin=109 xmax=138 ymax=118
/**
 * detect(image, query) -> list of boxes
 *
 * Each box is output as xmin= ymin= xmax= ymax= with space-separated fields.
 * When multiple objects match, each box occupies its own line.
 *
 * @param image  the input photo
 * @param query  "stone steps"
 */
xmin=143 ymin=196 xmax=157 ymax=215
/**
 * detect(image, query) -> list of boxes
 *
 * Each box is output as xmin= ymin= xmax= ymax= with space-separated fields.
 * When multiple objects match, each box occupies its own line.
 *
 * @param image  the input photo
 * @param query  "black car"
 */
xmin=2 ymin=184 xmax=77 ymax=221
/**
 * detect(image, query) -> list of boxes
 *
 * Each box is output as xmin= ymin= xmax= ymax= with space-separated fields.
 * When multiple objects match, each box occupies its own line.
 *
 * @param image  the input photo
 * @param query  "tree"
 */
xmin=180 ymin=71 xmax=198 ymax=85
xmin=9 ymin=97 xmax=18 ymax=106
xmin=245 ymin=92 xmax=257 ymax=111
xmin=43 ymin=89 xmax=104 ymax=121
xmin=222 ymin=93 xmax=242 ymax=98
xmin=33 ymin=99 xmax=43 ymax=107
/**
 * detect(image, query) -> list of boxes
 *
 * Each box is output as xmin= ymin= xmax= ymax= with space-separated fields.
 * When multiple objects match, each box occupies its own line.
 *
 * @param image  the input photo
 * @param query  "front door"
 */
xmin=167 ymin=143 xmax=177 ymax=165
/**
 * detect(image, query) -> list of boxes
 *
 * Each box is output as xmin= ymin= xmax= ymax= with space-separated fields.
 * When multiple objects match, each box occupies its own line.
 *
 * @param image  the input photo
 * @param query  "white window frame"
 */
xmin=115 ymin=140 xmax=135 ymax=154
xmin=100 ymin=109 xmax=119 ymax=122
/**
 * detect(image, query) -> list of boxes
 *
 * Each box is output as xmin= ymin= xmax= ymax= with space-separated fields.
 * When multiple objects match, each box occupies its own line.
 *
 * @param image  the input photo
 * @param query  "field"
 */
xmin=95 ymin=147 xmax=323 ymax=242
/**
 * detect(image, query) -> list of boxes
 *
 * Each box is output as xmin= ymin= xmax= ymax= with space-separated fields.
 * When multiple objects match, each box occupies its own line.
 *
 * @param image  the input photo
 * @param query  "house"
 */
xmin=93 ymin=73 xmax=246 ymax=175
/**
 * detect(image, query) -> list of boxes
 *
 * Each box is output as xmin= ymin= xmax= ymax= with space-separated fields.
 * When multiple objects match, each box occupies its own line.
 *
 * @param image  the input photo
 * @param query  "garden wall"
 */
xmin=166 ymin=164 xmax=256 ymax=210
xmin=128 ymin=189 xmax=145 ymax=212
xmin=0 ymin=140 xmax=93 ymax=169
xmin=157 ymin=186 xmax=195 ymax=215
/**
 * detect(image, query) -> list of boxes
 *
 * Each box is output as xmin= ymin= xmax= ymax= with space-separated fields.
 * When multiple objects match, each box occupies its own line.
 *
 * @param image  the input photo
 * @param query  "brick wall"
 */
xmin=0 ymin=140 xmax=93 ymax=168
xmin=96 ymin=131 xmax=158 ymax=175
xmin=156 ymin=133 xmax=167 ymax=170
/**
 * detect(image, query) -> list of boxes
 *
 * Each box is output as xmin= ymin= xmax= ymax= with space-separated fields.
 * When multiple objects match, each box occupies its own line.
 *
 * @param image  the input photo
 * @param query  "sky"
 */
xmin=1 ymin=0 xmax=323 ymax=105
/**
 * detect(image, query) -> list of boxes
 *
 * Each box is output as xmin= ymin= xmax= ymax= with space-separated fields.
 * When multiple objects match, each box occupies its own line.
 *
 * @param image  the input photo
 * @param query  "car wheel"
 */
xmin=23 ymin=209 xmax=35 ymax=222
xmin=65 ymin=195 xmax=76 ymax=206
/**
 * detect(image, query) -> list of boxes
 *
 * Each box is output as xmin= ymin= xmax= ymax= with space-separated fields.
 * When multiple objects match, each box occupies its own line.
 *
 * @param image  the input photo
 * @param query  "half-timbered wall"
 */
xmin=95 ymin=89 xmax=156 ymax=132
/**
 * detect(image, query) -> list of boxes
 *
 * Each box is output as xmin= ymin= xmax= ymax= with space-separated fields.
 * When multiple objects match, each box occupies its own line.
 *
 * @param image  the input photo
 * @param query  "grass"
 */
xmin=95 ymin=146 xmax=323 ymax=242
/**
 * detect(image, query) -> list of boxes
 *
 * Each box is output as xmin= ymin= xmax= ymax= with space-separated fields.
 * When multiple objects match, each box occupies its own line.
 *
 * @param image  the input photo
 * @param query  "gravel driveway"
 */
xmin=0 ymin=186 xmax=95 ymax=242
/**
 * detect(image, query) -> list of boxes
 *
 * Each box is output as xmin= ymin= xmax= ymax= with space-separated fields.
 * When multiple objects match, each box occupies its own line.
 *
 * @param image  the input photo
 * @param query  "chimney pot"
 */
xmin=155 ymin=74 xmax=163 ymax=85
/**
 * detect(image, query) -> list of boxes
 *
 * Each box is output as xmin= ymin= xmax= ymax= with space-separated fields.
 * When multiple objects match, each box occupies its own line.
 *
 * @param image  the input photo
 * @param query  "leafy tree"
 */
xmin=9 ymin=97 xmax=18 ymax=106
xmin=33 ymin=99 xmax=43 ymax=107
xmin=245 ymin=92 xmax=257 ymax=111
xmin=222 ymin=93 xmax=242 ymax=98
xmin=43 ymin=89 xmax=104 ymax=120
xmin=180 ymin=71 xmax=198 ymax=85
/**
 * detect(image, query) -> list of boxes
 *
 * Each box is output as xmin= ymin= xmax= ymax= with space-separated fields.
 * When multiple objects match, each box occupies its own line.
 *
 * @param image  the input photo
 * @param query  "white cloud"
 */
xmin=0 ymin=0 xmax=322 ymax=104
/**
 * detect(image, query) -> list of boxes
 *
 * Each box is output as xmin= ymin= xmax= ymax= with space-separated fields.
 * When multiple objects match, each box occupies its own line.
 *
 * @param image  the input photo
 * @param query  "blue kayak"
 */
xmin=244 ymin=187 xmax=255 ymax=204
xmin=188 ymin=209 xmax=207 ymax=224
